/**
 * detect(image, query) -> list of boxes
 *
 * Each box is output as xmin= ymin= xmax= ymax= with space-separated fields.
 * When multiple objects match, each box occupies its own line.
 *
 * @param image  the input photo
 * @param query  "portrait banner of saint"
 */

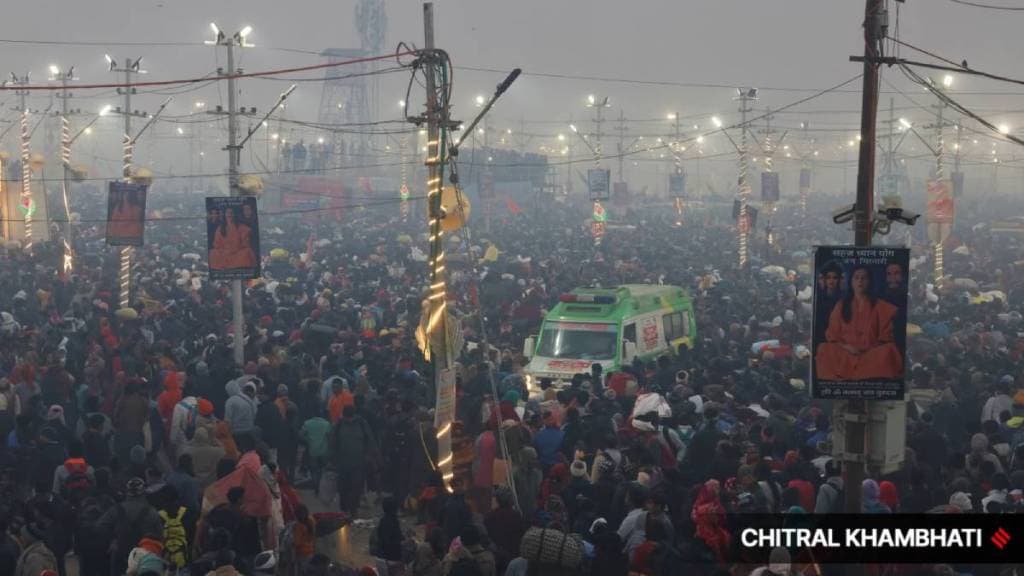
xmin=106 ymin=181 xmax=149 ymax=246
xmin=206 ymin=196 xmax=262 ymax=280
xmin=811 ymin=246 xmax=911 ymax=400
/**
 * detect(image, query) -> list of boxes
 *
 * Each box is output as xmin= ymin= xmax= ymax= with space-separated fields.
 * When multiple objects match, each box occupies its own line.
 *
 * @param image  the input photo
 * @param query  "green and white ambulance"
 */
xmin=522 ymin=284 xmax=697 ymax=392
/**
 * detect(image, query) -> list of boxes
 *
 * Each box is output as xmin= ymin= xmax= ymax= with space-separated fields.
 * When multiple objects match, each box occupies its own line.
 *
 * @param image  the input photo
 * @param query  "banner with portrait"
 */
xmin=811 ymin=246 xmax=910 ymax=400
xmin=761 ymin=171 xmax=780 ymax=202
xmin=206 ymin=196 xmax=261 ymax=280
xmin=669 ymin=173 xmax=686 ymax=198
xmin=106 ymin=181 xmax=148 ymax=246
xmin=587 ymin=168 xmax=610 ymax=201
xmin=732 ymin=199 xmax=758 ymax=231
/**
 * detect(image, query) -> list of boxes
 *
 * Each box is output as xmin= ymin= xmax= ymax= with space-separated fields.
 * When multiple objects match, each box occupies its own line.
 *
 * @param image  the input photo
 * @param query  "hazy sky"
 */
xmin=2 ymin=0 xmax=1022 ymax=190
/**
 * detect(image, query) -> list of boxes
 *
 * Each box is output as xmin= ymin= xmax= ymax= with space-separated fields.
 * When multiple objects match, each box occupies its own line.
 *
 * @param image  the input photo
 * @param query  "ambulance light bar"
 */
xmin=559 ymin=293 xmax=616 ymax=304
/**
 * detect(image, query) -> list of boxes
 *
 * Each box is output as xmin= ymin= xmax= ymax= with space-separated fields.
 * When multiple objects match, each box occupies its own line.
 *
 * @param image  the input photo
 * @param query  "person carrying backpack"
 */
xmin=329 ymin=405 xmax=376 ymax=516
xmin=93 ymin=477 xmax=164 ymax=576
xmin=51 ymin=442 xmax=94 ymax=504
xmin=159 ymin=506 xmax=189 ymax=571
xmin=814 ymin=460 xmax=844 ymax=514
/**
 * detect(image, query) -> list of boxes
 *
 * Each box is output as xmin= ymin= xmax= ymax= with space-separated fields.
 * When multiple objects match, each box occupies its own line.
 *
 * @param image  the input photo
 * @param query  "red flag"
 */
xmin=505 ymin=198 xmax=522 ymax=215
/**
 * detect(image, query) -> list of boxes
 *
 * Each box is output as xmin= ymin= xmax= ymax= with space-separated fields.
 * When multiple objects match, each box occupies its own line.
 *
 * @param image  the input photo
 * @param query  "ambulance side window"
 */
xmin=663 ymin=312 xmax=684 ymax=341
xmin=622 ymin=323 xmax=636 ymax=357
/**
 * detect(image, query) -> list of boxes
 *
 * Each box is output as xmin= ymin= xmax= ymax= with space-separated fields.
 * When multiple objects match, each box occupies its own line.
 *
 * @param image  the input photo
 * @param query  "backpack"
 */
xmin=75 ymin=496 xmax=109 ymax=554
xmin=159 ymin=506 xmax=188 ymax=569
xmin=448 ymin=556 xmax=484 ymax=576
xmin=61 ymin=458 xmax=92 ymax=502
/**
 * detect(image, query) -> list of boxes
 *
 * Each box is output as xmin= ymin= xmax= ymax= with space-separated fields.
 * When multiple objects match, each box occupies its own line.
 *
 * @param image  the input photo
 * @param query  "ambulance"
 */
xmin=522 ymin=284 xmax=696 ymax=392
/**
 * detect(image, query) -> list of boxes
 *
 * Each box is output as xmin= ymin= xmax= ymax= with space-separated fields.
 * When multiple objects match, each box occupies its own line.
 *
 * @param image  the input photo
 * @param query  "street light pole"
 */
xmin=208 ymin=23 xmax=253 ymax=366
xmin=52 ymin=65 xmax=77 ymax=273
xmin=735 ymin=88 xmax=757 ymax=269
xmin=9 ymin=73 xmax=33 ymax=251
xmin=108 ymin=55 xmax=146 ymax=308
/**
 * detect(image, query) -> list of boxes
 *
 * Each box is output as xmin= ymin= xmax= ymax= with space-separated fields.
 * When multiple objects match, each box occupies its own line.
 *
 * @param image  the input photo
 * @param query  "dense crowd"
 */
xmin=1 ymin=180 xmax=1023 ymax=576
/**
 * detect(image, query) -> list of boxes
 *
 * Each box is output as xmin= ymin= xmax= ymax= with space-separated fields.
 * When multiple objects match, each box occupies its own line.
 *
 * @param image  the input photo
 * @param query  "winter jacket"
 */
xmin=533 ymin=425 xmax=565 ymax=470
xmin=815 ymin=476 xmax=844 ymax=514
xmin=300 ymin=417 xmax=331 ymax=459
xmin=14 ymin=540 xmax=57 ymax=576
xmin=441 ymin=543 xmax=496 ymax=576
xmin=52 ymin=458 xmax=95 ymax=495
xmin=330 ymin=415 xmax=375 ymax=472
xmin=224 ymin=392 xmax=257 ymax=434
xmin=169 ymin=396 xmax=198 ymax=447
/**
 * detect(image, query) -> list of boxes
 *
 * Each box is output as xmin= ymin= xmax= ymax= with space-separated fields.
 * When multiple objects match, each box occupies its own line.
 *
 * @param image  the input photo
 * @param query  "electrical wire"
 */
xmin=899 ymin=63 xmax=1024 ymax=148
xmin=0 ymin=50 xmax=416 ymax=91
xmin=950 ymin=0 xmax=1024 ymax=10
xmin=0 ymin=194 xmax=429 ymax=225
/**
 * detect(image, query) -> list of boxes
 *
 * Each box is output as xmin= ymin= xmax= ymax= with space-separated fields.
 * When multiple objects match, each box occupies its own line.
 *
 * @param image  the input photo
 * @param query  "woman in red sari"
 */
xmin=816 ymin=265 xmax=903 ymax=380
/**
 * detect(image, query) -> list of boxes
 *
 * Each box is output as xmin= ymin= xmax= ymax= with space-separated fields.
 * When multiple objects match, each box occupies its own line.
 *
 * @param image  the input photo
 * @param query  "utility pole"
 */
xmin=923 ymin=76 xmax=954 ymax=290
xmin=614 ymin=108 xmax=628 ymax=182
xmin=844 ymin=0 xmax=884 ymax=524
xmin=735 ymin=88 xmax=757 ymax=269
xmin=798 ymin=121 xmax=814 ymax=220
xmin=420 ymin=2 xmax=455 ymax=490
xmin=53 ymin=65 xmax=77 ymax=273
xmin=108 ymin=55 xmax=146 ymax=308
xmin=208 ymin=23 xmax=255 ymax=366
xmin=667 ymin=112 xmax=685 ymax=223
xmin=759 ymin=108 xmax=785 ymax=252
xmin=9 ymin=73 xmax=33 ymax=250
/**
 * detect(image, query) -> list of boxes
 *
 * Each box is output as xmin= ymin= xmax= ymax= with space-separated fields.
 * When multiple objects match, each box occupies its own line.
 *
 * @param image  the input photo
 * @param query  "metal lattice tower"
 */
xmin=317 ymin=0 xmax=387 ymax=168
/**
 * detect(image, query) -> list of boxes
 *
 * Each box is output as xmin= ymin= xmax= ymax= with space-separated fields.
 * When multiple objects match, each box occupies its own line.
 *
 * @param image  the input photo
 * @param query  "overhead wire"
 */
xmin=0 ymin=194 xmax=429 ymax=225
xmin=950 ymin=0 xmax=1024 ymax=10
xmin=0 ymin=50 xmax=415 ymax=91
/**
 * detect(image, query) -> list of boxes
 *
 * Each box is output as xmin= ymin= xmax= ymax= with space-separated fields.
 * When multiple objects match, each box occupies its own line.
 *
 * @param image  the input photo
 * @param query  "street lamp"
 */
xmin=666 ymin=113 xmax=677 ymax=121
xmin=942 ymin=74 xmax=954 ymax=89
xmin=474 ymin=94 xmax=486 ymax=107
xmin=899 ymin=118 xmax=912 ymax=129
xmin=998 ymin=124 xmax=1011 ymax=135
xmin=557 ymin=133 xmax=565 ymax=141
xmin=711 ymin=116 xmax=723 ymax=128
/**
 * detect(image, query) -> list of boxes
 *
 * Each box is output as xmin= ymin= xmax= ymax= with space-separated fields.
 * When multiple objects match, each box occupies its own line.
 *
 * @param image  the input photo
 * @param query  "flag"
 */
xmin=505 ymin=198 xmax=522 ymax=215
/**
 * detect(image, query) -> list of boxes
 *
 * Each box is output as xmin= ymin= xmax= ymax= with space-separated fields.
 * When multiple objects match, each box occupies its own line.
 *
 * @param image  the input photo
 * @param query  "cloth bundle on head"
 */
xmin=570 ymin=459 xmax=587 ymax=479
xmin=47 ymin=404 xmax=65 ymax=424
xmin=949 ymin=492 xmax=973 ymax=512
xmin=126 ymin=477 xmax=146 ymax=497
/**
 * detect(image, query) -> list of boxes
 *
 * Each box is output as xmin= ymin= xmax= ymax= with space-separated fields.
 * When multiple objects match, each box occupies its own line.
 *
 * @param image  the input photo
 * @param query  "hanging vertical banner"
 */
xmin=812 ymin=246 xmax=910 ymax=400
xmin=433 ymin=367 xmax=456 ymax=429
xmin=206 ymin=196 xmax=261 ymax=280
xmin=587 ymin=168 xmax=611 ymax=201
xmin=761 ymin=171 xmax=780 ymax=202
xmin=799 ymin=168 xmax=811 ymax=189
xmin=951 ymin=171 xmax=964 ymax=198
xmin=878 ymin=174 xmax=899 ymax=198
xmin=106 ymin=181 xmax=148 ymax=246
xmin=926 ymin=178 xmax=954 ymax=244
xmin=732 ymin=200 xmax=758 ymax=230
xmin=669 ymin=173 xmax=686 ymax=197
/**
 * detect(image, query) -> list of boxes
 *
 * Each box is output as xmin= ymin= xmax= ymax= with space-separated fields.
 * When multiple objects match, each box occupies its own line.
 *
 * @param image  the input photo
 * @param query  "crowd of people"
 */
xmin=0 ymin=177 xmax=1022 ymax=576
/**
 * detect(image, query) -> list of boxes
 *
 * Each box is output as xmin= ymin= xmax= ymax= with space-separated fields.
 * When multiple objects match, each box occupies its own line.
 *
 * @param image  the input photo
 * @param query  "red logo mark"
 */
xmin=991 ymin=527 xmax=1011 ymax=550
